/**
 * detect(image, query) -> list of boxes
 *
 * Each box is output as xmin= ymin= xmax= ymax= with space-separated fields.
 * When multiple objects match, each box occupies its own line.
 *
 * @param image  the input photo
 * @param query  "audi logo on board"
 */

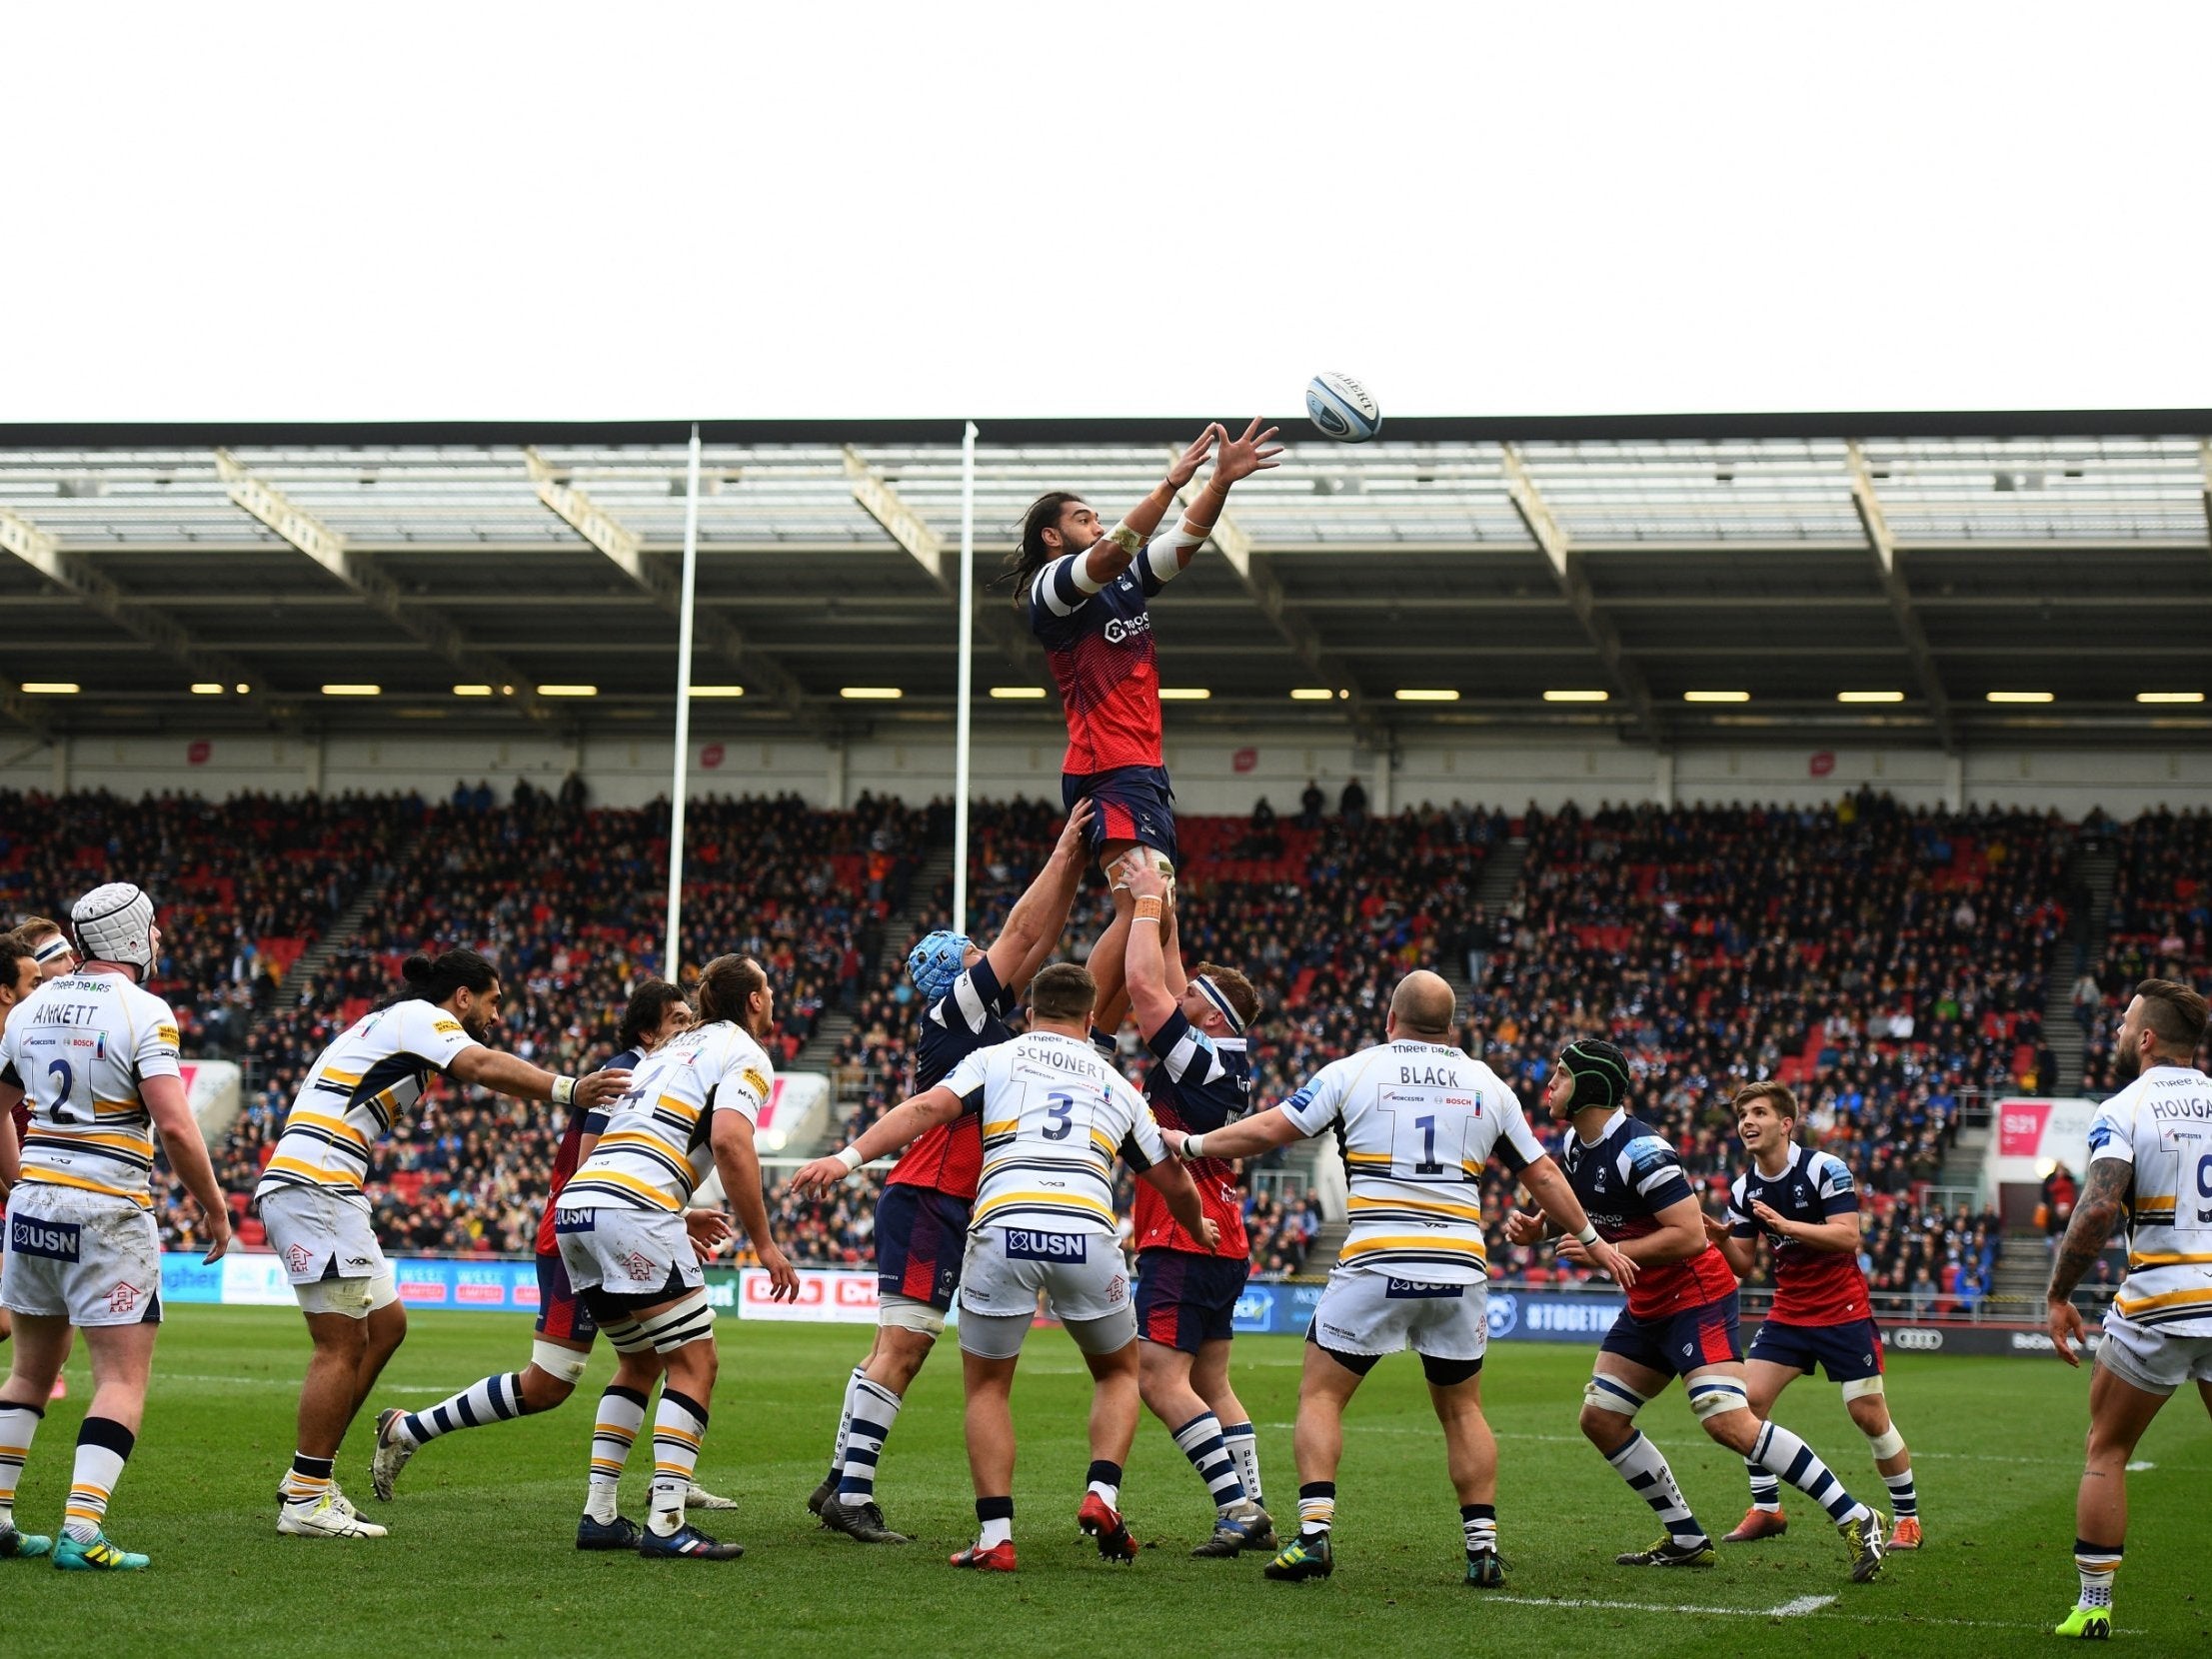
xmin=1891 ymin=1328 xmax=1945 ymax=1351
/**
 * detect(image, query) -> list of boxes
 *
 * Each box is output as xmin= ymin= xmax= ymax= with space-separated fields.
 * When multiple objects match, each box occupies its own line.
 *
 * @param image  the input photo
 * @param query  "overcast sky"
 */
xmin=6 ymin=3 xmax=2207 ymax=423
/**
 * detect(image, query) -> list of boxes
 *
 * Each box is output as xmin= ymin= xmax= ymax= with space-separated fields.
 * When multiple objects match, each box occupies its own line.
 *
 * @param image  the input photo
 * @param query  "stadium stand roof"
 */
xmin=2 ymin=413 xmax=2208 ymax=749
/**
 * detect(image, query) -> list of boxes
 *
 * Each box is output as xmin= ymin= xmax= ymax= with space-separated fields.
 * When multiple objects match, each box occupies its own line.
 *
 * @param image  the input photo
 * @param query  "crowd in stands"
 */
xmin=2080 ymin=807 xmax=2212 ymax=1092
xmin=15 ymin=781 xmax=2159 ymax=1316
xmin=130 ymin=789 xmax=932 ymax=1254
xmin=1 ymin=789 xmax=416 ymax=1056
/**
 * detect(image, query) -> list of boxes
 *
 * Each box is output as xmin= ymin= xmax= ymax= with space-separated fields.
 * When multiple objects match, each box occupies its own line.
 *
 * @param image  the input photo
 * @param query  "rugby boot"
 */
xmin=686 ymin=1481 xmax=741 ymax=1511
xmin=1191 ymin=1500 xmax=1274 ymax=1558
xmin=278 ymin=1494 xmax=389 ymax=1538
xmin=820 ymin=1496 xmax=912 ymax=1545
xmin=638 ymin=1521 xmax=744 ymax=1560
xmin=52 ymin=1532 xmax=149 ymax=1571
xmin=950 ymin=1539 xmax=1018 ymax=1571
xmin=576 ymin=1513 xmax=643 ymax=1551
xmin=1078 ymin=1491 xmax=1138 ymax=1562
xmin=1464 ymin=1549 xmax=1507 ymax=1588
xmin=1722 ymin=1504 xmax=1787 ymax=1542
xmin=0 ymin=1524 xmax=53 ymax=1560
xmin=370 ymin=1408 xmax=417 ymax=1501
xmin=1838 ymin=1509 xmax=1886 ymax=1582
xmin=808 ymin=1475 xmax=836 ymax=1517
xmin=2054 ymin=1605 xmax=2112 ymax=1640
xmin=1615 ymin=1534 xmax=1716 ymax=1567
xmin=1887 ymin=1515 xmax=1922 ymax=1550
xmin=1262 ymin=1531 xmax=1334 ymax=1581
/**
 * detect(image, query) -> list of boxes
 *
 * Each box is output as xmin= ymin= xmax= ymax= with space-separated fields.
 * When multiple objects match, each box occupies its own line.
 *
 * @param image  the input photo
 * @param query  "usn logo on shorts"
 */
xmin=1004 ymin=1230 xmax=1088 ymax=1262
xmin=10 ymin=1216 xmax=81 ymax=1261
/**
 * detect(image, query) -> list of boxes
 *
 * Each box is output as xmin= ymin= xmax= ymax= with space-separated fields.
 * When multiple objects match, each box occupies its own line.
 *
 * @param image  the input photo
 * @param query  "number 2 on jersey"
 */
xmin=46 ymin=1056 xmax=83 ymax=1124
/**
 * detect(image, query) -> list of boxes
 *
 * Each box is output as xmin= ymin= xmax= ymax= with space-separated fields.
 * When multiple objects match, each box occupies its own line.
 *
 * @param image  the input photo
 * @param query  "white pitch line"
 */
xmin=151 ymin=1372 xmax=448 ymax=1394
xmin=1489 ymin=1594 xmax=1833 ymax=1618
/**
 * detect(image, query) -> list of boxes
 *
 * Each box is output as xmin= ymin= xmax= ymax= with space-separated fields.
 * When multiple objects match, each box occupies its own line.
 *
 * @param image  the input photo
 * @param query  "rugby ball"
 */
xmin=1305 ymin=372 xmax=1381 ymax=443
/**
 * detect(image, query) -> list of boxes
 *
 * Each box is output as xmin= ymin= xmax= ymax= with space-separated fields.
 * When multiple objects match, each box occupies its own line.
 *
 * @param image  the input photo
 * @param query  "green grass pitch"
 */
xmin=5 ymin=1307 xmax=2210 ymax=1655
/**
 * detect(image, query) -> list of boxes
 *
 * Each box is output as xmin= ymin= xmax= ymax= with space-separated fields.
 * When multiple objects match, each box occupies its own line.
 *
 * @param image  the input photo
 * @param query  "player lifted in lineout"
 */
xmin=1504 ymin=1040 xmax=1887 ymax=1582
xmin=1010 ymin=418 xmax=1281 ymax=1046
xmin=1706 ymin=1082 xmax=1922 ymax=1549
xmin=807 ymin=804 xmax=1094 ymax=1546
xmin=2044 ymin=979 xmax=2212 ymax=1640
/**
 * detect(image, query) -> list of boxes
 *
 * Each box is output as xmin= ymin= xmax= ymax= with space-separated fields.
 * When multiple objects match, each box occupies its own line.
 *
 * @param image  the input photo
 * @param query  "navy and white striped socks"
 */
xmin=401 ymin=1372 xmax=529 ymax=1447
xmin=1605 ymin=1431 xmax=1705 ymax=1544
xmin=1750 ymin=1421 xmax=1865 ymax=1526
xmin=1170 ymin=1412 xmax=1247 ymax=1514
xmin=838 ymin=1378 xmax=903 ymax=1504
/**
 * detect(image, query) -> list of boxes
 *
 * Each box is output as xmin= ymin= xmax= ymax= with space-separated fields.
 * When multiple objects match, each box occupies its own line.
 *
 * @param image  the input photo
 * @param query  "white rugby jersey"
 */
xmin=2088 ymin=1063 xmax=2212 ymax=1334
xmin=0 ymin=971 xmax=181 ymax=1210
xmin=562 ymin=1021 xmax=774 ymax=1214
xmin=254 ymin=999 xmax=483 ymax=1209
xmin=1281 ymin=1039 xmax=1543 ymax=1284
xmin=940 ymin=1029 xmax=1167 ymax=1237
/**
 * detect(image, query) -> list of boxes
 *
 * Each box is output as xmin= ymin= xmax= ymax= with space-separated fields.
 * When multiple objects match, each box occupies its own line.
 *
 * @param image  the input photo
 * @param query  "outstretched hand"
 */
xmin=1056 ymin=799 xmax=1096 ymax=859
xmin=1167 ymin=424 xmax=1223 ymax=489
xmin=1210 ymin=418 xmax=1284 ymax=487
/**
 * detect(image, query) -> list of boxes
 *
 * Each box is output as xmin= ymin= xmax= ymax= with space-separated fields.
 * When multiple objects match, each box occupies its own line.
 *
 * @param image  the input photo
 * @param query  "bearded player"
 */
xmin=1503 ymin=1039 xmax=1886 ymax=1582
xmin=1010 ymin=418 xmax=1281 ymax=1043
xmin=1704 ymin=1081 xmax=1921 ymax=1550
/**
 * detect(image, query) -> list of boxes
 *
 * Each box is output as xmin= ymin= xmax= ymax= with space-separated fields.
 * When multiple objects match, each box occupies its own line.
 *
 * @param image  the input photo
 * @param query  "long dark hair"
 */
xmin=694 ymin=954 xmax=768 ymax=1027
xmin=618 ymin=977 xmax=688 ymax=1052
xmin=1002 ymin=491 xmax=1087 ymax=606
xmin=381 ymin=947 xmax=498 ymax=1010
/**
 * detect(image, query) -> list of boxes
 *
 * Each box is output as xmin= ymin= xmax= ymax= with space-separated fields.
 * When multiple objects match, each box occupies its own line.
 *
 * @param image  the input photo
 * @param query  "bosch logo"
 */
xmin=1486 ymin=1293 xmax=1518 ymax=1337
xmin=1102 ymin=614 xmax=1152 ymax=646
xmin=1891 ymin=1328 xmax=1944 ymax=1351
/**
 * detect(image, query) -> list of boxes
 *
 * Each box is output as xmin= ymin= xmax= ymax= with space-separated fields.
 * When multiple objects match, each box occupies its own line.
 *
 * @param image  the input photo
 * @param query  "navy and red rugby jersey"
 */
xmin=1562 ymin=1107 xmax=1739 ymax=1318
xmin=1027 ymin=556 xmax=1165 ymax=775
xmin=1132 ymin=1010 xmax=1252 ymax=1258
xmin=1727 ymin=1143 xmax=1870 ymax=1325
xmin=885 ymin=957 xmax=1018 ymax=1203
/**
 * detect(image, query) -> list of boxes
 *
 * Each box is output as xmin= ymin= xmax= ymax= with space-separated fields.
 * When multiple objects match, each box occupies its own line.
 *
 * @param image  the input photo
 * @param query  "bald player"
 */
xmin=1159 ymin=971 xmax=1633 ymax=1586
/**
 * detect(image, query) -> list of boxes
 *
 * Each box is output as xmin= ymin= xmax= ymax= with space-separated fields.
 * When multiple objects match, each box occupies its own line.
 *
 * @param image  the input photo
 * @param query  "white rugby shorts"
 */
xmin=2 ymin=1185 xmax=163 ymax=1326
xmin=2098 ymin=1307 xmax=2212 ymax=1395
xmin=257 ymin=1184 xmax=389 ymax=1288
xmin=959 ymin=1224 xmax=1131 ymax=1325
xmin=553 ymin=1205 xmax=701 ymax=1299
xmin=1308 ymin=1265 xmax=1488 ymax=1361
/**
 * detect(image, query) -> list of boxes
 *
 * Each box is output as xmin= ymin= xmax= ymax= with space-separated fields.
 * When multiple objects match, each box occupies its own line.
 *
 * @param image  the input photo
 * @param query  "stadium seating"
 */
xmin=23 ymin=783 xmax=2082 ymax=1290
xmin=2079 ymin=807 xmax=2212 ymax=1092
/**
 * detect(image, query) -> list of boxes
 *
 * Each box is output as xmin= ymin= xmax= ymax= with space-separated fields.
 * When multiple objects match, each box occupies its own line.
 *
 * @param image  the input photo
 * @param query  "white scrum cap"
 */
xmin=72 ymin=881 xmax=157 ymax=977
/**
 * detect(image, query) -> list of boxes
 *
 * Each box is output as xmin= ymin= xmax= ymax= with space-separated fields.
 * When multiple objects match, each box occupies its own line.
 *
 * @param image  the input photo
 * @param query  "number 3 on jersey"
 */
xmin=1034 ymin=1087 xmax=1085 ymax=1142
